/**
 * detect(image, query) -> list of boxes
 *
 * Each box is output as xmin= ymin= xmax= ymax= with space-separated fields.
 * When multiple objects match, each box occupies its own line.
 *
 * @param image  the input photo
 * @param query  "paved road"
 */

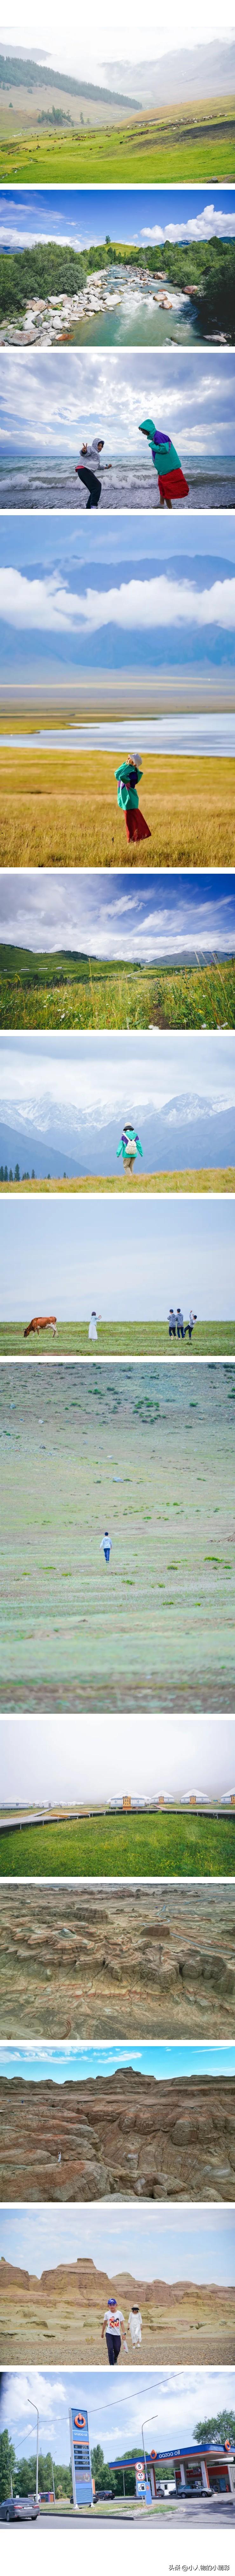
xmin=34 ymin=2499 xmax=235 ymax=2527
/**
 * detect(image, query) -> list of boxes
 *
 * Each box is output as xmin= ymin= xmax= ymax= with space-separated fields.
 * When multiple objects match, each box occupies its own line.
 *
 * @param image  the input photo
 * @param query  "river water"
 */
xmin=66 ymin=268 xmax=202 ymax=348
xmin=1 ymin=716 xmax=234 ymax=756
xmin=1 ymin=456 xmax=234 ymax=511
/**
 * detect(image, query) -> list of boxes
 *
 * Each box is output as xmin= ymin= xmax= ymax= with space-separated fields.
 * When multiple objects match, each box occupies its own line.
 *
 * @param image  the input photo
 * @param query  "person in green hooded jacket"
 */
xmin=139 ymin=419 xmax=189 ymax=507
xmin=115 ymin=756 xmax=151 ymax=844
xmin=117 ymin=1124 xmax=143 ymax=1175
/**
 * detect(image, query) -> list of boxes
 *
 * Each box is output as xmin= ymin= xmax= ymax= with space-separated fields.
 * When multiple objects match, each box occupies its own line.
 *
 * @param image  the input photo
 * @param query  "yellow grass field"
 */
xmin=0 ymin=751 xmax=234 ymax=868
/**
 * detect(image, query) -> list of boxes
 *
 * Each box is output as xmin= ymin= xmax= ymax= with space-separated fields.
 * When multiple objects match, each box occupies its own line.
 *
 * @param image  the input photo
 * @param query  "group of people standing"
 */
xmin=168 ymin=1308 xmax=197 ymax=1340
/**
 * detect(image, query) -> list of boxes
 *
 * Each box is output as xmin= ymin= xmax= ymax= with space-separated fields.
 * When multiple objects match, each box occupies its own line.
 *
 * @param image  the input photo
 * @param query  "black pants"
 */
xmin=184 ymin=1324 xmax=193 ymax=1339
xmin=105 ymin=2333 xmax=121 ymax=2367
xmin=76 ymin=467 xmax=102 ymax=509
xmin=169 ymin=1326 xmax=176 ymax=1337
xmin=177 ymin=1326 xmax=184 ymax=1339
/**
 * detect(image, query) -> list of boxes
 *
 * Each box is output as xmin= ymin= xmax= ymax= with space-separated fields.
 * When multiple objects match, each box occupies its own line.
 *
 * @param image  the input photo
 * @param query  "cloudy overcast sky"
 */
xmin=1 ymin=350 xmax=235 ymax=462
xmin=1 ymin=1028 xmax=234 ymax=1123
xmin=2 ymin=2041 xmax=234 ymax=2079
xmin=1 ymin=868 xmax=235 ymax=961
xmin=1 ymin=2204 xmax=234 ymax=2287
xmin=2 ymin=2362 xmax=234 ymax=2468
xmin=0 ymin=1712 xmax=234 ymax=1801
xmin=1 ymin=1196 xmax=234 ymax=1319
xmin=1 ymin=187 xmax=235 ymax=253
xmin=1 ymin=1 xmax=234 ymax=78
xmin=0 ymin=513 xmax=234 ymax=684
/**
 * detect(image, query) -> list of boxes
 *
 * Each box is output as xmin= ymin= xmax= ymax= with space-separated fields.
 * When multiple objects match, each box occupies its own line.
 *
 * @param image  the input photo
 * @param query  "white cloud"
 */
xmin=141 ymin=203 xmax=235 ymax=242
xmin=0 ymin=565 xmax=234 ymax=633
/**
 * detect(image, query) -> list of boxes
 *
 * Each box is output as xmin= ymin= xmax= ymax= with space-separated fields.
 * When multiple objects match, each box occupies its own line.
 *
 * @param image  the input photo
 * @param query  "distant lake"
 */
xmin=1 ymin=716 xmax=235 ymax=756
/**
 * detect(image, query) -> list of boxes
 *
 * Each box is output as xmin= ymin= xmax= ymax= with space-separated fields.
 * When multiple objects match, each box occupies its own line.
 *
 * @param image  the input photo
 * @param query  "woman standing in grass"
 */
xmin=115 ymin=756 xmax=151 ymax=844
xmin=139 ymin=419 xmax=189 ymax=507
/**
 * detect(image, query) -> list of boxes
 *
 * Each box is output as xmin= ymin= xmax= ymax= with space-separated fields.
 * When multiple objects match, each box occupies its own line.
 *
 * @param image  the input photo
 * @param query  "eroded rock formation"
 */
xmin=0 ymin=1883 xmax=234 ymax=2039
xmin=0 ymin=2071 xmax=234 ymax=2201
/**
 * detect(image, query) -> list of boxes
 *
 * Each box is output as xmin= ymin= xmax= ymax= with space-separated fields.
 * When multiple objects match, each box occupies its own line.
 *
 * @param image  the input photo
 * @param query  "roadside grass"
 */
xmin=0 ymin=1811 xmax=234 ymax=1877
xmin=0 ymin=752 xmax=234 ymax=870
xmin=0 ymin=1321 xmax=233 ymax=1354
xmin=0 ymin=102 xmax=234 ymax=184
xmin=1 ymin=960 xmax=235 ymax=1032
xmin=0 ymin=1173 xmax=234 ymax=1197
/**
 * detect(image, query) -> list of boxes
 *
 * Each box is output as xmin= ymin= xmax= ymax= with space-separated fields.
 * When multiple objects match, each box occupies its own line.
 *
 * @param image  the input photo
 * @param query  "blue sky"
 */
xmin=1 ymin=188 xmax=235 ymax=253
xmin=0 ymin=1712 xmax=234 ymax=1804
xmin=0 ymin=513 xmax=234 ymax=681
xmin=1 ymin=2204 xmax=234 ymax=2287
xmin=1 ymin=1197 xmax=235 ymax=1320
xmin=1 ymin=2364 xmax=234 ymax=2468
xmin=1 ymin=2042 xmax=234 ymax=2079
xmin=1 ymin=350 xmax=235 ymax=462
xmin=1 ymin=868 xmax=235 ymax=960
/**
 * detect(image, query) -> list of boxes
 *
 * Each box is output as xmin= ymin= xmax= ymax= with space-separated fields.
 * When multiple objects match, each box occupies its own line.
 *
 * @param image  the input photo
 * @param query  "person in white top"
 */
xmin=128 ymin=2306 xmax=142 ymax=2346
xmin=100 ymin=1531 xmax=112 ymax=1564
xmin=101 ymin=2297 xmax=126 ymax=2364
xmin=184 ymin=1310 xmax=197 ymax=1341
xmin=75 ymin=438 xmax=112 ymax=509
xmin=88 ymin=1311 xmax=101 ymax=1342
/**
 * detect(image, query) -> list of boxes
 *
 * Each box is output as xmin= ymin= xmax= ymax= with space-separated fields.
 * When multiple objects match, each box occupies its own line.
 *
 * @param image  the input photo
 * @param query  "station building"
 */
xmin=110 ymin=2443 xmax=235 ymax=2500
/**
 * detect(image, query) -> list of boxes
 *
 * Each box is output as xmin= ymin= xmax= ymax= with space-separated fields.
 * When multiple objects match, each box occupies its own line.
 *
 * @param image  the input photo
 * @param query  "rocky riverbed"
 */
xmin=1 ymin=1882 xmax=234 ymax=2040
xmin=0 ymin=2072 xmax=234 ymax=2201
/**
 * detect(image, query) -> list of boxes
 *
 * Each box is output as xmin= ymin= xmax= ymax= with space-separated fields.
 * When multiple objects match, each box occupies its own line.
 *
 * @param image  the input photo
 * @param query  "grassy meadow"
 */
xmin=0 ymin=1809 xmax=234 ymax=1877
xmin=1 ymin=954 xmax=235 ymax=1032
xmin=0 ymin=99 xmax=234 ymax=184
xmin=1 ymin=1360 xmax=234 ymax=1710
xmin=0 ymin=1177 xmax=234 ymax=1199
xmin=0 ymin=751 xmax=234 ymax=870
xmin=0 ymin=1323 xmax=233 ymax=1356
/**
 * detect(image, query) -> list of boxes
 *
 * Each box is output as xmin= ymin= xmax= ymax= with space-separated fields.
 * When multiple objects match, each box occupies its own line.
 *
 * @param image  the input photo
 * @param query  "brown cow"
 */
xmin=24 ymin=1315 xmax=57 ymax=1339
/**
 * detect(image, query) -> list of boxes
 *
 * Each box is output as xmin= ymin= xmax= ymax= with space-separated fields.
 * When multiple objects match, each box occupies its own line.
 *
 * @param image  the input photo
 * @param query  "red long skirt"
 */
xmin=125 ymin=808 xmax=151 ymax=843
xmin=158 ymin=467 xmax=189 ymax=501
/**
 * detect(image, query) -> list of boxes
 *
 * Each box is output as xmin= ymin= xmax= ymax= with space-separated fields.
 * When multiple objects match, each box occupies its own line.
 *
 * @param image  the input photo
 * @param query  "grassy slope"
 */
xmin=0 ymin=960 xmax=235 ymax=1031
xmin=0 ymin=102 xmax=234 ymax=181
xmin=0 ymin=752 xmax=234 ymax=870
xmin=0 ymin=1810 xmax=234 ymax=1876
xmin=0 ymin=1175 xmax=234 ymax=1198
xmin=0 ymin=1322 xmax=233 ymax=1354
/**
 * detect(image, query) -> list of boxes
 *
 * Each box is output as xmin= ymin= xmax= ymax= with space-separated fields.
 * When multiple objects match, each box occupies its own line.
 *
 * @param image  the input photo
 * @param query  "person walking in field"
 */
xmin=115 ymin=756 xmax=151 ymax=845
xmin=117 ymin=1123 xmax=143 ymax=1176
xmin=184 ymin=1310 xmax=197 ymax=1341
xmin=75 ymin=437 xmax=112 ymax=509
xmin=100 ymin=1530 xmax=112 ymax=1564
xmin=168 ymin=1308 xmax=177 ymax=1337
xmin=139 ymin=420 xmax=189 ymax=508
xmin=101 ymin=2296 xmax=126 ymax=2365
xmin=88 ymin=1311 xmax=101 ymax=1341
xmin=176 ymin=1307 xmax=185 ymax=1339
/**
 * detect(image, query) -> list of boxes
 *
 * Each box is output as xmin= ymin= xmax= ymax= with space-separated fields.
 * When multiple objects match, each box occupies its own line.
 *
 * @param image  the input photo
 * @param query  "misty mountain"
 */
xmin=0 ymin=1123 xmax=87 ymax=1180
xmin=108 ymin=41 xmax=235 ymax=105
xmin=1 ymin=1095 xmax=234 ymax=1176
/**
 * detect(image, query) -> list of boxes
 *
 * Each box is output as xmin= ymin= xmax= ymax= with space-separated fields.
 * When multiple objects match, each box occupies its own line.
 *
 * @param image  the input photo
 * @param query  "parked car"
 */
xmin=0 ymin=2495 xmax=39 ymax=2521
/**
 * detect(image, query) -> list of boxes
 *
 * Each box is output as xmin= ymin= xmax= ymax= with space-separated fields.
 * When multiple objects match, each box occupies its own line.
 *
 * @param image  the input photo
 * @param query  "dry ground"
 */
xmin=0 ymin=752 xmax=234 ymax=868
